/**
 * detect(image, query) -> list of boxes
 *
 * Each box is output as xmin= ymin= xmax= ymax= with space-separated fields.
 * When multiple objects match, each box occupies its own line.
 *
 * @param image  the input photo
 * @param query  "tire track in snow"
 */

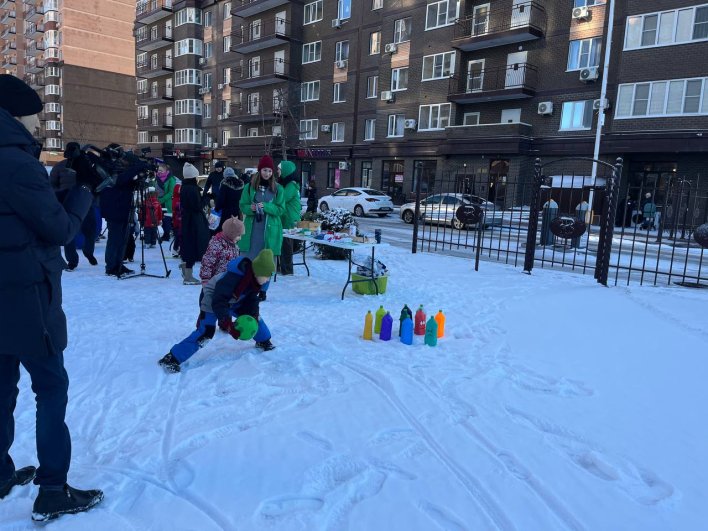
xmin=342 ymin=361 xmax=515 ymax=531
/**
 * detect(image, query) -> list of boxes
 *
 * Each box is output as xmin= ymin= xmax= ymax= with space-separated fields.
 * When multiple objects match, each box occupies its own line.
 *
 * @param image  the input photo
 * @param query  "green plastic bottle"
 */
xmin=374 ymin=305 xmax=386 ymax=334
xmin=424 ymin=316 xmax=438 ymax=347
xmin=399 ymin=305 xmax=412 ymax=336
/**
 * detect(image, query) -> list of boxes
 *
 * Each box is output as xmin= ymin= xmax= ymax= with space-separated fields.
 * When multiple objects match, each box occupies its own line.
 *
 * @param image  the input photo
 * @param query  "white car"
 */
xmin=400 ymin=193 xmax=502 ymax=230
xmin=319 ymin=187 xmax=394 ymax=217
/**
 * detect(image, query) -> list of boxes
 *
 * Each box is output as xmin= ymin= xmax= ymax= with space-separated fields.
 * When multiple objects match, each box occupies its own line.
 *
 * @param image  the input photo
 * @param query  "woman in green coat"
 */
xmin=238 ymin=155 xmax=285 ymax=262
xmin=277 ymin=160 xmax=301 ymax=275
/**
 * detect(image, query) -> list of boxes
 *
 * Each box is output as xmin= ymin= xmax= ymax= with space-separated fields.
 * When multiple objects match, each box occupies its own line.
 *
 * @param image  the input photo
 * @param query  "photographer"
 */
xmin=0 ymin=75 xmax=103 ymax=521
xmin=202 ymin=160 xmax=225 ymax=204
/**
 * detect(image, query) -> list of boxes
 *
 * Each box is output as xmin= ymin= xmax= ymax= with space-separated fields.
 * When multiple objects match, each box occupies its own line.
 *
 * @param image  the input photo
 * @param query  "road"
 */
xmin=355 ymin=210 xmax=415 ymax=251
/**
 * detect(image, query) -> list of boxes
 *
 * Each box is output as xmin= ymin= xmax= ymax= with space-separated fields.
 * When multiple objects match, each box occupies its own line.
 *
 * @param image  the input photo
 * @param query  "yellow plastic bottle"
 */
xmin=374 ymin=305 xmax=386 ymax=334
xmin=363 ymin=311 xmax=373 ymax=340
xmin=435 ymin=309 xmax=445 ymax=338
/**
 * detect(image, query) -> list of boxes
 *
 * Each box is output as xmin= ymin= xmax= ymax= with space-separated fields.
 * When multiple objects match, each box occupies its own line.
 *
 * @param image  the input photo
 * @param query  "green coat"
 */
xmin=158 ymin=175 xmax=176 ymax=214
xmin=238 ymin=183 xmax=285 ymax=255
xmin=280 ymin=179 xmax=301 ymax=229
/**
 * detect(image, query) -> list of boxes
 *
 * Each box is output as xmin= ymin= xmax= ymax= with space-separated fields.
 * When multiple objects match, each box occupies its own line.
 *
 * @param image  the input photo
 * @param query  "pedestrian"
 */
xmin=158 ymin=248 xmax=277 ymax=373
xmin=179 ymin=162 xmax=211 ymax=285
xmin=277 ymin=160 xmax=301 ymax=275
xmin=642 ymin=192 xmax=657 ymax=230
xmin=156 ymin=162 xmax=177 ymax=243
xmin=141 ymin=186 xmax=163 ymax=247
xmin=238 ymin=155 xmax=285 ymax=265
xmin=215 ymin=167 xmax=244 ymax=231
xmin=200 ymin=216 xmax=244 ymax=285
xmin=202 ymin=160 xmax=225 ymax=204
xmin=305 ymin=178 xmax=318 ymax=213
xmin=0 ymin=74 xmax=103 ymax=521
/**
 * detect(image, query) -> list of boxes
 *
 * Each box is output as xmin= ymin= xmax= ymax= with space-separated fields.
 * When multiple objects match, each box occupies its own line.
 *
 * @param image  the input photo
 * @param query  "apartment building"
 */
xmin=1 ymin=0 xmax=136 ymax=164
xmin=134 ymin=0 xmax=708 ymax=202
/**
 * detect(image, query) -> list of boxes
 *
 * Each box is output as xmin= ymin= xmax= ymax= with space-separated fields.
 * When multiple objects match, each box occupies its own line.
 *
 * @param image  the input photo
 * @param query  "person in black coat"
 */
xmin=202 ymin=160 xmax=224 ymax=203
xmin=215 ymin=167 xmax=243 ymax=231
xmin=305 ymin=178 xmax=318 ymax=213
xmin=180 ymin=163 xmax=211 ymax=284
xmin=0 ymin=74 xmax=103 ymax=521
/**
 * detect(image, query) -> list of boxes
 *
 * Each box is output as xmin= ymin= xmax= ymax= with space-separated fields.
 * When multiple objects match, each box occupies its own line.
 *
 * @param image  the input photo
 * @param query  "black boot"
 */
xmin=158 ymin=353 xmax=181 ymax=373
xmin=0 ymin=466 xmax=36 ymax=499
xmin=84 ymin=254 xmax=98 ymax=266
xmin=255 ymin=339 xmax=275 ymax=351
xmin=32 ymin=484 xmax=103 ymax=522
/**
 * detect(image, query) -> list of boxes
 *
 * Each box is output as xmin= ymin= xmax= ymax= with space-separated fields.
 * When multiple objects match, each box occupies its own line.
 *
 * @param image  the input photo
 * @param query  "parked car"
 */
xmin=319 ymin=187 xmax=394 ymax=217
xmin=400 ymin=193 xmax=502 ymax=230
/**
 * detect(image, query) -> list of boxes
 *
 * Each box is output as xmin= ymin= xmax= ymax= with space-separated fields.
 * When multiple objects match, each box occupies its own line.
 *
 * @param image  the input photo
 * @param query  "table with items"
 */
xmin=278 ymin=227 xmax=388 ymax=300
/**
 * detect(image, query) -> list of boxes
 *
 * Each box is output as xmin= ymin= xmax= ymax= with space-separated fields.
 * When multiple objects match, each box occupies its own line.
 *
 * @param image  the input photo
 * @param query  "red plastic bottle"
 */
xmin=414 ymin=305 xmax=426 ymax=336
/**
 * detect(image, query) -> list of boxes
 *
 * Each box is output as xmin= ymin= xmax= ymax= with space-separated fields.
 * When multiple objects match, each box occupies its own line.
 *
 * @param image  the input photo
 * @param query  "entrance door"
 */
xmin=273 ymin=50 xmax=285 ymax=74
xmin=472 ymin=4 xmax=490 ymax=36
xmin=381 ymin=160 xmax=405 ymax=204
xmin=467 ymin=59 xmax=484 ymax=92
xmin=275 ymin=11 xmax=286 ymax=35
xmin=505 ymin=51 xmax=527 ymax=88
xmin=248 ymin=93 xmax=260 ymax=115
xmin=165 ymin=48 xmax=172 ymax=69
xmin=511 ymin=0 xmax=531 ymax=27
xmin=165 ymin=107 xmax=172 ymax=127
xmin=151 ymin=108 xmax=159 ymax=126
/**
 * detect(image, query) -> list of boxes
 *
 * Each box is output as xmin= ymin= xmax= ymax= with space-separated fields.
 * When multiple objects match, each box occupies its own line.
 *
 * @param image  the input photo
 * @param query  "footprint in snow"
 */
xmin=258 ymin=495 xmax=324 ymax=518
xmin=418 ymin=501 xmax=468 ymax=531
xmin=297 ymin=430 xmax=334 ymax=452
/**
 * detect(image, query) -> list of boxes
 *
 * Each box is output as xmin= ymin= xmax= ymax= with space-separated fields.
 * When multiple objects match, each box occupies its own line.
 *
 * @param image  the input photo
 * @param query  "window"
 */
xmin=299 ymin=119 xmax=318 ymax=140
xmin=332 ymin=122 xmax=344 ymax=142
xmin=302 ymin=41 xmax=322 ymax=63
xmin=248 ymin=128 xmax=259 ymax=137
xmin=46 ymin=85 xmax=61 ymax=95
xmin=204 ymin=10 xmax=212 ymax=27
xmin=204 ymin=103 xmax=212 ymax=119
xmin=333 ymin=82 xmax=345 ymax=103
xmin=137 ymin=105 xmax=148 ymax=119
xmin=616 ymin=77 xmax=708 ymax=118
xmin=137 ymin=52 xmax=147 ymax=67
xmin=573 ymin=0 xmax=603 ymax=6
xmin=422 ymin=51 xmax=455 ymax=81
xmin=137 ymin=79 xmax=147 ymax=93
xmin=138 ymin=131 xmax=148 ymax=144
xmin=204 ymin=42 xmax=213 ymax=58
xmin=223 ymin=36 xmax=231 ymax=52
xmin=175 ymin=99 xmax=203 ymax=115
xmin=175 ymin=38 xmax=203 ymax=57
xmin=175 ymin=69 xmax=202 ymax=86
xmin=304 ymin=0 xmax=323 ymax=25
xmin=394 ymin=17 xmax=412 ymax=43
xmin=391 ymin=67 xmax=409 ymax=91
xmin=175 ymin=128 xmax=203 ymax=143
xmin=45 ymin=66 xmax=60 ymax=77
xmin=46 ymin=120 xmax=61 ymax=131
xmin=203 ymin=73 xmax=212 ymax=90
xmin=45 ymin=102 xmax=61 ymax=113
xmin=472 ymin=3 xmax=489 ymax=35
xmin=222 ymin=130 xmax=231 ymax=146
xmin=426 ymin=0 xmax=460 ymax=30
xmin=222 ymin=67 xmax=231 ymax=84
xmin=366 ymin=76 xmax=378 ymax=98
xmin=625 ymin=5 xmax=708 ymax=50
xmin=501 ymin=108 xmax=522 ymax=123
xmin=372 ymin=0 xmax=383 ymax=10
xmin=370 ymin=31 xmax=381 ymax=55
xmin=223 ymin=2 xmax=231 ymax=20
xmin=560 ymin=100 xmax=593 ymax=130
xmin=301 ymin=80 xmax=320 ymax=102
xmin=567 ymin=38 xmax=601 ymax=70
xmin=463 ymin=112 xmax=480 ymax=126
xmin=361 ymin=161 xmax=373 ymax=187
xmin=338 ymin=0 xmax=351 ymax=20
xmin=387 ymin=114 xmax=405 ymax=137
xmin=175 ymin=8 xmax=202 ymax=26
xmin=364 ymin=119 xmax=376 ymax=140
xmin=335 ymin=41 xmax=349 ymax=62
xmin=46 ymin=138 xmax=62 ymax=149
xmin=418 ymin=103 xmax=451 ymax=130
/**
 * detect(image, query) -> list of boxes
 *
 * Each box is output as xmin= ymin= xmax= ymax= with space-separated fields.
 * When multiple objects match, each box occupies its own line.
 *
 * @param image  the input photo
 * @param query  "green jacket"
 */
xmin=158 ymin=175 xmax=176 ymax=214
xmin=238 ymin=182 xmax=285 ymax=255
xmin=280 ymin=178 xmax=301 ymax=229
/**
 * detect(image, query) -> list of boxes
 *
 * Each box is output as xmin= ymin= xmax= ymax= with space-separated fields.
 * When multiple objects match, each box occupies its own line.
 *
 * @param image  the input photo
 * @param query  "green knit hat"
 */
xmin=278 ymin=160 xmax=297 ymax=179
xmin=251 ymin=249 xmax=275 ymax=277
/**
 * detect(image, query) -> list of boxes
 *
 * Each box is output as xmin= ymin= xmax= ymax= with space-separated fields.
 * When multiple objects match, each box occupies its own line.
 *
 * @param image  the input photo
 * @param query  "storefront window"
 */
xmin=412 ymin=160 xmax=437 ymax=194
xmin=382 ymin=160 xmax=405 ymax=204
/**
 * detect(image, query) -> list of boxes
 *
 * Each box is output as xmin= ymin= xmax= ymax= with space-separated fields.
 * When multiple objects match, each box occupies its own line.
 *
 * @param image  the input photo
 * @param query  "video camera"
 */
xmin=69 ymin=143 xmax=154 ymax=193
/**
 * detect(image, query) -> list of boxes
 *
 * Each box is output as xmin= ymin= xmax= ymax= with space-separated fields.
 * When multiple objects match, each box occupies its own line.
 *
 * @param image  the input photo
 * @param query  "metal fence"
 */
xmin=412 ymin=158 xmax=708 ymax=287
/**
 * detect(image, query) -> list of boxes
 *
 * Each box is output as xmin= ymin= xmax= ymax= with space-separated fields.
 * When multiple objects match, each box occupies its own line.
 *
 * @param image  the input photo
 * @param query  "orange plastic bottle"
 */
xmin=435 ymin=309 xmax=445 ymax=338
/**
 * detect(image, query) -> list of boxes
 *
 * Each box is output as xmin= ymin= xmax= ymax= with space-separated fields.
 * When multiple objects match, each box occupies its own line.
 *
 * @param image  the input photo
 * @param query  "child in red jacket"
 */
xmin=141 ymin=187 xmax=163 ymax=247
xmin=200 ymin=217 xmax=244 ymax=285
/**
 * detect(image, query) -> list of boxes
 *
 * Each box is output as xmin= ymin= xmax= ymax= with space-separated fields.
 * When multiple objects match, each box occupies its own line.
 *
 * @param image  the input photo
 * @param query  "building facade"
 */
xmin=1 ymin=0 xmax=136 ymax=164
xmin=134 ymin=0 xmax=708 ymax=203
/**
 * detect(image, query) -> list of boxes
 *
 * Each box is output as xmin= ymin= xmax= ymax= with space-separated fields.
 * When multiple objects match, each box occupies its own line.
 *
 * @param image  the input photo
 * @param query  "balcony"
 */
xmin=0 ymin=10 xmax=16 ymax=24
xmin=448 ymin=63 xmax=537 ymax=104
xmin=229 ymin=98 xmax=286 ymax=123
xmin=25 ymin=74 xmax=44 ymax=89
xmin=0 ymin=0 xmax=14 ymax=10
xmin=136 ymin=29 xmax=174 ymax=52
xmin=26 ymin=57 xmax=45 ymax=73
xmin=26 ymin=40 xmax=46 ymax=56
xmin=25 ymin=4 xmax=44 ymax=23
xmin=25 ymin=24 xmax=45 ymax=39
xmin=453 ymin=1 xmax=546 ymax=52
xmin=231 ymin=18 xmax=296 ymax=54
xmin=137 ymin=89 xmax=174 ymax=105
xmin=443 ymin=122 xmax=533 ymax=155
xmin=0 ymin=25 xmax=16 ymax=39
xmin=137 ymin=60 xmax=174 ymax=79
xmin=232 ymin=0 xmax=302 ymax=18
xmin=1 ymin=54 xmax=17 ymax=69
xmin=138 ymin=115 xmax=174 ymax=130
xmin=230 ymin=58 xmax=295 ymax=89
xmin=136 ymin=0 xmax=173 ymax=25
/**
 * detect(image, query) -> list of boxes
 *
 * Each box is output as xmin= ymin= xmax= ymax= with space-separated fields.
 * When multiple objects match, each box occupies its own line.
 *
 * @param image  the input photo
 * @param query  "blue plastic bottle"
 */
xmin=380 ymin=312 xmax=393 ymax=341
xmin=400 ymin=317 xmax=414 ymax=345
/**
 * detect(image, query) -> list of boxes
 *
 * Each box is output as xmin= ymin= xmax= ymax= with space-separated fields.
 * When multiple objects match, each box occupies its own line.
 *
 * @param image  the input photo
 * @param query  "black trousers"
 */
xmin=63 ymin=204 xmax=97 ymax=267
xmin=105 ymin=220 xmax=128 ymax=273
xmin=0 ymin=351 xmax=71 ymax=486
xmin=279 ymin=237 xmax=294 ymax=275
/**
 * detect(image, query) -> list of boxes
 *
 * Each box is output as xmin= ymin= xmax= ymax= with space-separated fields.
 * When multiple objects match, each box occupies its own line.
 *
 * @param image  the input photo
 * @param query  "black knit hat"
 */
xmin=0 ymin=74 xmax=43 ymax=117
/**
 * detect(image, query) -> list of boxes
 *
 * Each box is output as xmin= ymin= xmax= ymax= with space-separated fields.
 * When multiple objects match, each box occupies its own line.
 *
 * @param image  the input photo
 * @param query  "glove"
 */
xmin=73 ymin=155 xmax=103 ymax=193
xmin=219 ymin=318 xmax=241 ymax=341
xmin=257 ymin=290 xmax=267 ymax=302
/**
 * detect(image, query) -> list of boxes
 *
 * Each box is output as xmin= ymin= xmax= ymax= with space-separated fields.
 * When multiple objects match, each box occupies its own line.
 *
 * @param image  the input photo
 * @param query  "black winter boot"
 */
xmin=255 ymin=340 xmax=275 ymax=351
xmin=0 ymin=466 xmax=36 ymax=499
xmin=158 ymin=353 xmax=181 ymax=373
xmin=31 ymin=484 xmax=103 ymax=522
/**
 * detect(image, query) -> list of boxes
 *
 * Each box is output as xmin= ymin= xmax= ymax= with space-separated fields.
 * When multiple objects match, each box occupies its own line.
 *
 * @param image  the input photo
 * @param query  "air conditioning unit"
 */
xmin=593 ymin=98 xmax=610 ymax=111
xmin=579 ymin=66 xmax=599 ymax=82
xmin=380 ymin=90 xmax=394 ymax=102
xmin=199 ymin=87 xmax=209 ymax=94
xmin=199 ymin=58 xmax=207 ymax=65
xmin=338 ymin=161 xmax=349 ymax=170
xmin=332 ymin=18 xmax=341 ymax=28
xmin=335 ymin=59 xmax=347 ymax=69
xmin=217 ymin=114 xmax=224 ymax=120
xmin=572 ymin=6 xmax=590 ymax=20
xmin=537 ymin=101 xmax=553 ymax=115
xmin=218 ymin=83 xmax=224 ymax=89
xmin=321 ymin=124 xmax=331 ymax=132
xmin=212 ymin=142 xmax=219 ymax=148
xmin=384 ymin=43 xmax=398 ymax=54
xmin=404 ymin=119 xmax=417 ymax=130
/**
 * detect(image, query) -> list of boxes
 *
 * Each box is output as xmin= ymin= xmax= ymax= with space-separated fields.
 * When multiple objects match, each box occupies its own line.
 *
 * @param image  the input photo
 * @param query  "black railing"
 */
xmin=138 ymin=115 xmax=174 ymax=129
xmin=449 ymin=63 xmax=538 ymax=97
xmin=454 ymin=1 xmax=546 ymax=41
xmin=136 ymin=0 xmax=173 ymax=19
xmin=232 ymin=58 xmax=290 ymax=81
xmin=230 ymin=97 xmax=287 ymax=119
xmin=137 ymin=61 xmax=174 ymax=76
xmin=136 ymin=29 xmax=174 ymax=49
xmin=232 ymin=17 xmax=294 ymax=47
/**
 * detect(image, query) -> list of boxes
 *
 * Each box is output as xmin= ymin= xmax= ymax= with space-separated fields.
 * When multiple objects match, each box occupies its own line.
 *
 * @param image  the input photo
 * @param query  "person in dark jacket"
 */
xmin=202 ymin=160 xmax=224 ymax=203
xmin=305 ymin=178 xmax=318 ymax=213
xmin=0 ymin=74 xmax=103 ymax=522
xmin=179 ymin=162 xmax=211 ymax=285
xmin=215 ymin=167 xmax=243 ymax=231
xmin=49 ymin=144 xmax=98 ymax=270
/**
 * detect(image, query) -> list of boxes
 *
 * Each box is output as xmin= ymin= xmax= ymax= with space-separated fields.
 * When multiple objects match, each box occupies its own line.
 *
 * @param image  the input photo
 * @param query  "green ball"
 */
xmin=235 ymin=315 xmax=258 ymax=341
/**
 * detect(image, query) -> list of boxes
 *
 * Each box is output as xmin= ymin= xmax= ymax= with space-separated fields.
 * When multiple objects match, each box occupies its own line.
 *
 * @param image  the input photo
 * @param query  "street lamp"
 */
xmin=412 ymin=161 xmax=424 ymax=253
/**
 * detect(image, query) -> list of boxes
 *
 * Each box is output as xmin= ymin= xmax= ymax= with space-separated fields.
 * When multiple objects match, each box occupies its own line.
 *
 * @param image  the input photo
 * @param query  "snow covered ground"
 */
xmin=4 ymin=242 xmax=708 ymax=530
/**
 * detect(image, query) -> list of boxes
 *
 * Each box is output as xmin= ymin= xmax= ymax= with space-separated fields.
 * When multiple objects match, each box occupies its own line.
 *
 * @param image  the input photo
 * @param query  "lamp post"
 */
xmin=412 ymin=161 xmax=423 ymax=253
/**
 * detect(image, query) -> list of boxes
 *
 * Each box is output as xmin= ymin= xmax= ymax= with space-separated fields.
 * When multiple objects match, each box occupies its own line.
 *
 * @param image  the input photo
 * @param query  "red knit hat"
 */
xmin=257 ymin=155 xmax=275 ymax=172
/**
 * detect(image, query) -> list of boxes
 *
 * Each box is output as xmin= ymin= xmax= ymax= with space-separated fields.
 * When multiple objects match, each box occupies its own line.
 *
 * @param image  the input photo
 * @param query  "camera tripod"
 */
xmin=119 ymin=181 xmax=171 ymax=280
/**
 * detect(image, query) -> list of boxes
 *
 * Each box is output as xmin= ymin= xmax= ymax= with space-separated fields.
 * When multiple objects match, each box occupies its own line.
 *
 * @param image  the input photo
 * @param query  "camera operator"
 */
xmin=49 ymin=142 xmax=99 ymax=270
xmin=97 ymin=145 xmax=149 ymax=277
xmin=202 ymin=160 xmax=225 ymax=205
xmin=0 ymin=75 xmax=103 ymax=521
